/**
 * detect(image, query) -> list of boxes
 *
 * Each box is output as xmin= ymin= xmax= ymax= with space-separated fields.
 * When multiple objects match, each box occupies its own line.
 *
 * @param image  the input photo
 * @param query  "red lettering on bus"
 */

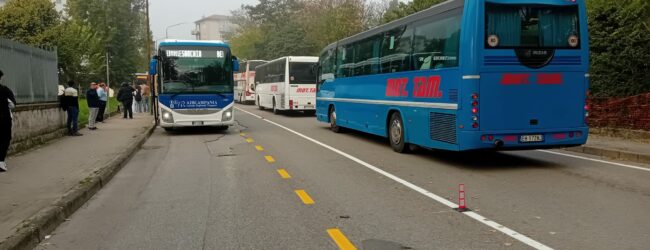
xmin=537 ymin=73 xmax=563 ymax=85
xmin=271 ymin=85 xmax=278 ymax=92
xmin=501 ymin=73 xmax=530 ymax=85
xmin=413 ymin=76 xmax=443 ymax=98
xmin=386 ymin=78 xmax=409 ymax=97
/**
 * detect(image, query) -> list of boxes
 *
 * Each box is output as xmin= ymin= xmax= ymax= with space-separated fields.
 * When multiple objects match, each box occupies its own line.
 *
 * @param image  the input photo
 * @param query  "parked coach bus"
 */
xmin=316 ymin=0 xmax=589 ymax=152
xmin=234 ymin=60 xmax=267 ymax=104
xmin=155 ymin=40 xmax=240 ymax=131
xmin=255 ymin=56 xmax=319 ymax=114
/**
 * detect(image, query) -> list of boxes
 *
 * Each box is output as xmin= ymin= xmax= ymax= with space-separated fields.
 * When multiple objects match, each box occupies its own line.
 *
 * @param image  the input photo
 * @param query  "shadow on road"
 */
xmin=162 ymin=127 xmax=234 ymax=136
xmin=318 ymin=127 xmax=560 ymax=170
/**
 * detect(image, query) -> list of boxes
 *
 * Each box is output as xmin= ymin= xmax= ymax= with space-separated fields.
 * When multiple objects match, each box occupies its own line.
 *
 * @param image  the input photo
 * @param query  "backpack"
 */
xmin=134 ymin=89 xmax=142 ymax=102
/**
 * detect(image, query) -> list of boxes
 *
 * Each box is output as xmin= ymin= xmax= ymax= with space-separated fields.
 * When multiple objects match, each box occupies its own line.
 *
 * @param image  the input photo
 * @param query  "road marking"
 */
xmin=236 ymin=107 xmax=553 ymax=250
xmin=277 ymin=169 xmax=292 ymax=179
xmin=538 ymin=150 xmax=650 ymax=173
xmin=246 ymin=138 xmax=254 ymax=143
xmin=240 ymin=132 xmax=246 ymax=136
xmin=295 ymin=190 xmax=315 ymax=205
xmin=265 ymin=155 xmax=276 ymax=163
xmin=327 ymin=228 xmax=357 ymax=250
xmin=255 ymin=145 xmax=264 ymax=151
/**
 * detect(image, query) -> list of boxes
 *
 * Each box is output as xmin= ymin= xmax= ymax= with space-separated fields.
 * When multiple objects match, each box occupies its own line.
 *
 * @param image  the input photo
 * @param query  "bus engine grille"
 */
xmin=429 ymin=112 xmax=457 ymax=144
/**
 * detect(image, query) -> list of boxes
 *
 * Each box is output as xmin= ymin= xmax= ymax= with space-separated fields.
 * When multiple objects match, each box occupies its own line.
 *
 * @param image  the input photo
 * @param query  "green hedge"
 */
xmin=77 ymin=97 xmax=119 ymax=125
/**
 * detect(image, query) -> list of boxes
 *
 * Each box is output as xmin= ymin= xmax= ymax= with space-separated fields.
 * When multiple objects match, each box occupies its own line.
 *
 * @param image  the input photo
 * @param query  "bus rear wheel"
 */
xmin=257 ymin=97 xmax=264 ymax=110
xmin=389 ymin=112 xmax=410 ymax=153
xmin=329 ymin=107 xmax=342 ymax=133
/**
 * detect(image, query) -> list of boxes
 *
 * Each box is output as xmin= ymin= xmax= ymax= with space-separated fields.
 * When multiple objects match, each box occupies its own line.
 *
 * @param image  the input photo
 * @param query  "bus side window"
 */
xmin=412 ymin=14 xmax=461 ymax=70
xmin=336 ymin=44 xmax=354 ymax=78
xmin=381 ymin=26 xmax=413 ymax=73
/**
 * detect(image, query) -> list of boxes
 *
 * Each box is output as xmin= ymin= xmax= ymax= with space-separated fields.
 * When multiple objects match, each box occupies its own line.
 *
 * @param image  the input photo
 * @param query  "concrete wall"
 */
xmin=9 ymin=103 xmax=67 ymax=155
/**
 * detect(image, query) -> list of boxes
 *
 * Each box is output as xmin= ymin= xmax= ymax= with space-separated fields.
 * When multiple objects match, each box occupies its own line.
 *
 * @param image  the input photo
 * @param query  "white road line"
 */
xmin=538 ymin=150 xmax=650 ymax=172
xmin=235 ymin=107 xmax=552 ymax=250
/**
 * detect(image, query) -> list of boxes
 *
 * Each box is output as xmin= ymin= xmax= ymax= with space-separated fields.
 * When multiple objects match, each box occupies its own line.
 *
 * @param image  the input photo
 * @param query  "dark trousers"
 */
xmin=122 ymin=101 xmax=133 ymax=118
xmin=96 ymin=101 xmax=106 ymax=122
xmin=0 ymin=120 xmax=11 ymax=162
xmin=66 ymin=107 xmax=79 ymax=134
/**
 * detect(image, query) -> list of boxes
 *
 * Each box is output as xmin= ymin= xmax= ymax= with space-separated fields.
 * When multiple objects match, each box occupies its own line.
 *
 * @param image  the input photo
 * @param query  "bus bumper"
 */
xmin=457 ymin=127 xmax=589 ymax=151
xmin=159 ymin=105 xmax=235 ymax=128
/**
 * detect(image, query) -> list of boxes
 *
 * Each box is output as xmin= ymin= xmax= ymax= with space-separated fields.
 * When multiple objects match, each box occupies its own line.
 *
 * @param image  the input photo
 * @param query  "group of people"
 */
xmin=60 ymin=81 xmax=152 ymax=137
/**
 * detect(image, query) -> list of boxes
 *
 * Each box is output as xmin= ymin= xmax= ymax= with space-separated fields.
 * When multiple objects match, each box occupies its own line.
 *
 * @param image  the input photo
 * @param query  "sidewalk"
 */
xmin=565 ymin=135 xmax=650 ymax=164
xmin=0 ymin=113 xmax=155 ymax=249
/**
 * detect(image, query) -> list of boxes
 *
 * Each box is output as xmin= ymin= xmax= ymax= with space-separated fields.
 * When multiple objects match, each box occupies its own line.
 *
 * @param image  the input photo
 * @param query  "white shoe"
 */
xmin=0 ymin=162 xmax=7 ymax=172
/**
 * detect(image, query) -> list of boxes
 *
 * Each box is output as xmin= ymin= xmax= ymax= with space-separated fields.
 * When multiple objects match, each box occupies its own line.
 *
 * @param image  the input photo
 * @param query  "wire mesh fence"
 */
xmin=0 ymin=38 xmax=59 ymax=104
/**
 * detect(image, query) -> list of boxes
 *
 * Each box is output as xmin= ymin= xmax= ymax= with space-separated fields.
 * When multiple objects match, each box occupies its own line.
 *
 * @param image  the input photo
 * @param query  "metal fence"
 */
xmin=0 ymin=39 xmax=59 ymax=104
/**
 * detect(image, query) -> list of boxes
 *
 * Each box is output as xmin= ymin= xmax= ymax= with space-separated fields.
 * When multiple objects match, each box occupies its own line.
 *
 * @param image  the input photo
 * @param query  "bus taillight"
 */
xmin=471 ymin=93 xmax=479 ymax=129
xmin=289 ymin=100 xmax=294 ymax=110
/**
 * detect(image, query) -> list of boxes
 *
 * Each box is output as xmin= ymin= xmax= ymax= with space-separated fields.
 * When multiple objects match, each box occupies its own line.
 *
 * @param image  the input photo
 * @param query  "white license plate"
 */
xmin=192 ymin=121 xmax=204 ymax=126
xmin=520 ymin=135 xmax=544 ymax=143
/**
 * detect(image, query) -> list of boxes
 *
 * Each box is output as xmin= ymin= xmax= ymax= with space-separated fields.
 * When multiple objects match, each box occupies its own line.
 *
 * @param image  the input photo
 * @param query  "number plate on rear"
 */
xmin=520 ymin=135 xmax=544 ymax=143
xmin=192 ymin=121 xmax=204 ymax=126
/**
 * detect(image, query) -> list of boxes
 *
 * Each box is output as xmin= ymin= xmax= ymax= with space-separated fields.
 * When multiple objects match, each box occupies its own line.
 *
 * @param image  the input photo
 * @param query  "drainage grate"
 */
xmin=430 ymin=112 xmax=457 ymax=144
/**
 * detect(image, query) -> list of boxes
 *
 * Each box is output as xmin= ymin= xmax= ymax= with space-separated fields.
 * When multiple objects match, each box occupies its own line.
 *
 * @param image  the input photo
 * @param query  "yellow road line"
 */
xmin=327 ymin=228 xmax=357 ymax=250
xmin=276 ymin=169 xmax=292 ymax=179
xmin=239 ymin=132 xmax=246 ymax=137
xmin=265 ymin=155 xmax=275 ymax=163
xmin=246 ymin=138 xmax=254 ymax=143
xmin=255 ymin=145 xmax=264 ymax=151
xmin=294 ymin=190 xmax=315 ymax=205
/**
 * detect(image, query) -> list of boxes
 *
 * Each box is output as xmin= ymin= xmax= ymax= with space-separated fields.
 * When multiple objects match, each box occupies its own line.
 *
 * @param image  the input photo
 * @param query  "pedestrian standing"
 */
xmin=96 ymin=82 xmax=108 ymax=123
xmin=117 ymin=83 xmax=134 ymax=119
xmin=0 ymin=70 xmax=17 ymax=172
xmin=134 ymin=85 xmax=143 ymax=113
xmin=61 ymin=81 xmax=82 ymax=137
xmin=140 ymin=83 xmax=151 ymax=113
xmin=86 ymin=82 xmax=100 ymax=130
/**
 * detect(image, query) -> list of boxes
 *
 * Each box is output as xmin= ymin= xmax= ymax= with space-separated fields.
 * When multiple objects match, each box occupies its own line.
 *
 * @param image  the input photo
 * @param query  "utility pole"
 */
xmin=145 ymin=0 xmax=158 ymax=122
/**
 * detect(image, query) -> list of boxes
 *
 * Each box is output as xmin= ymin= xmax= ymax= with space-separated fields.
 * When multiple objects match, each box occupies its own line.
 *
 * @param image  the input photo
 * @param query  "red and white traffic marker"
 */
xmin=455 ymin=184 xmax=469 ymax=212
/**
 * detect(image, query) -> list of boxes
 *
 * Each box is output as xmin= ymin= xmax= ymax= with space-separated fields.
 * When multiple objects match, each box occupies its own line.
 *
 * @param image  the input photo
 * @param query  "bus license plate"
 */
xmin=192 ymin=121 xmax=204 ymax=126
xmin=520 ymin=135 xmax=544 ymax=143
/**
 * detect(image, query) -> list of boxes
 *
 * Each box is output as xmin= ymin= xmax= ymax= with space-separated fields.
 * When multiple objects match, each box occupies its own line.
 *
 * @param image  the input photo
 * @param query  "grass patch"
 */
xmin=78 ymin=97 xmax=119 ymax=126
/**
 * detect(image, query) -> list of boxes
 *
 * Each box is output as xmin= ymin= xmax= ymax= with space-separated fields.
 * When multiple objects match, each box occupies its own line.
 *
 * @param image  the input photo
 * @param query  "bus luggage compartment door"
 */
xmin=478 ymin=72 xmax=585 ymax=131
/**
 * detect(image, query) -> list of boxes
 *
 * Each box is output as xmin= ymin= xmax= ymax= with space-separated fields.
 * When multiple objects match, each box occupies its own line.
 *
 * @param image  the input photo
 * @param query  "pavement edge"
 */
xmin=0 ymin=123 xmax=157 ymax=250
xmin=564 ymin=145 xmax=650 ymax=165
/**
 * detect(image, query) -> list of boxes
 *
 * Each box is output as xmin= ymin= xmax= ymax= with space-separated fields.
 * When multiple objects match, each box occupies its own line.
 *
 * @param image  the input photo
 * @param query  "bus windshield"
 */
xmin=160 ymin=46 xmax=233 ymax=94
xmin=485 ymin=4 xmax=580 ymax=49
xmin=290 ymin=62 xmax=317 ymax=84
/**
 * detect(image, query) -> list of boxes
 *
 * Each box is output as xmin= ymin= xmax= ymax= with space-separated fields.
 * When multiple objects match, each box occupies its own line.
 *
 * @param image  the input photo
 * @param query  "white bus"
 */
xmin=234 ymin=60 xmax=267 ymax=104
xmin=254 ymin=56 xmax=319 ymax=114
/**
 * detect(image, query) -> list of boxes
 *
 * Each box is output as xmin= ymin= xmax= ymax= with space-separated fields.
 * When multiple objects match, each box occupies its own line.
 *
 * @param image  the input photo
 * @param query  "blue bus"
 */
xmin=316 ymin=0 xmax=589 ymax=152
xmin=155 ymin=40 xmax=239 ymax=131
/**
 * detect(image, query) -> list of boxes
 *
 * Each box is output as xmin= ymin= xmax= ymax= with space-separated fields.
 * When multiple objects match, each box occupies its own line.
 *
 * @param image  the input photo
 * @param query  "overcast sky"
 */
xmin=150 ymin=0 xmax=259 ymax=41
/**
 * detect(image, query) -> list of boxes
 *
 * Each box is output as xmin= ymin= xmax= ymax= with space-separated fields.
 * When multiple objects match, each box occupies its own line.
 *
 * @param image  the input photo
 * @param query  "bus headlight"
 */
xmin=162 ymin=110 xmax=174 ymax=123
xmin=222 ymin=108 xmax=233 ymax=121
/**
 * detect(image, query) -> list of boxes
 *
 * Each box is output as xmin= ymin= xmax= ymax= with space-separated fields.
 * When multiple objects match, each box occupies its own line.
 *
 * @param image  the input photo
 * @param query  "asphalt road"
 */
xmin=38 ymin=104 xmax=650 ymax=250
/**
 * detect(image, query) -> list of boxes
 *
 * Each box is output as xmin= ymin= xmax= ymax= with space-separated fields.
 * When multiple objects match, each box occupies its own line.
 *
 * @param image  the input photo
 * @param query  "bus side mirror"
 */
xmin=232 ymin=56 xmax=240 ymax=72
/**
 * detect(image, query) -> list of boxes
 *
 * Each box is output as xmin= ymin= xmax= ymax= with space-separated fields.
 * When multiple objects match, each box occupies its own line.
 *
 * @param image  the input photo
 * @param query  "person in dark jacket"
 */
xmin=61 ymin=81 xmax=82 ymax=137
xmin=117 ymin=83 xmax=134 ymax=119
xmin=0 ymin=70 xmax=17 ymax=172
xmin=86 ymin=82 xmax=101 ymax=130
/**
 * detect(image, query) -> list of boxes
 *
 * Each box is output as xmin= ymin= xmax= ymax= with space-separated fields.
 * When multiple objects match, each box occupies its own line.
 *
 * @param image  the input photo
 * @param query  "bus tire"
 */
xmin=257 ymin=97 xmax=264 ymax=110
xmin=164 ymin=127 xmax=174 ymax=132
xmin=388 ymin=112 xmax=410 ymax=153
xmin=329 ymin=107 xmax=342 ymax=133
xmin=273 ymin=99 xmax=280 ymax=114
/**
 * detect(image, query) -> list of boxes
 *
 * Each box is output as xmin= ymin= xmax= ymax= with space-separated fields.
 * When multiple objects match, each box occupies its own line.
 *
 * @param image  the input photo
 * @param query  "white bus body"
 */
xmin=234 ymin=60 xmax=267 ymax=104
xmin=255 ymin=56 xmax=319 ymax=113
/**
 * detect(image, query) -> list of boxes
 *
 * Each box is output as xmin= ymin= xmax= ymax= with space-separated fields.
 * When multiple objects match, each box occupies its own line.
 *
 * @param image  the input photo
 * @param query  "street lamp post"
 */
xmin=165 ymin=22 xmax=187 ymax=39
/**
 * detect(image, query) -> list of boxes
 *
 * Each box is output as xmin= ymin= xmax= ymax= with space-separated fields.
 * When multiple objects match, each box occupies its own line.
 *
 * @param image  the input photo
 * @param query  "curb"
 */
xmin=0 ymin=122 xmax=157 ymax=250
xmin=564 ymin=146 xmax=650 ymax=165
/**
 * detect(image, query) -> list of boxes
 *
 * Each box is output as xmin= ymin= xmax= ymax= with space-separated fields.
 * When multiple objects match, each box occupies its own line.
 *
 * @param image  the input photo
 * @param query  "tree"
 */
xmin=0 ymin=0 xmax=60 ymax=46
xmin=382 ymin=0 xmax=444 ymax=23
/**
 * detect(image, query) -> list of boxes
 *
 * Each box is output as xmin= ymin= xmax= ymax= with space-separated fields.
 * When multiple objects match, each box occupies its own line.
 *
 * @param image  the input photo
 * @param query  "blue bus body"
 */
xmin=157 ymin=40 xmax=236 ymax=129
xmin=316 ymin=0 xmax=589 ymax=151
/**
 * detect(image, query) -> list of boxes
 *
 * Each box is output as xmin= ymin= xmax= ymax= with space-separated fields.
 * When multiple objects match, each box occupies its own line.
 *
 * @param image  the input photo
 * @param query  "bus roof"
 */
xmin=265 ymin=56 xmax=319 ymax=64
xmin=159 ymin=39 xmax=230 ymax=48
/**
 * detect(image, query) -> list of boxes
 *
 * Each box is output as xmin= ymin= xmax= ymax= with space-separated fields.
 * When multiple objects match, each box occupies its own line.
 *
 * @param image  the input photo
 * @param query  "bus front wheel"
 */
xmin=389 ymin=112 xmax=410 ymax=153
